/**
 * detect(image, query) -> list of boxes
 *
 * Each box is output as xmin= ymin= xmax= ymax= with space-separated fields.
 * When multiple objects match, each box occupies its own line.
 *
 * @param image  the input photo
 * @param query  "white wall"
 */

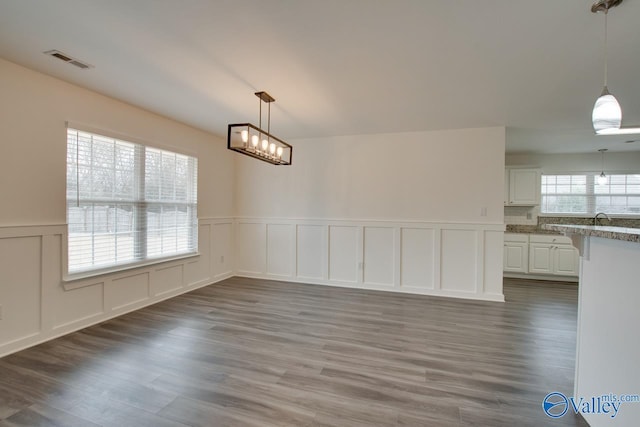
xmin=234 ymin=128 xmax=506 ymax=301
xmin=237 ymin=129 xmax=505 ymax=222
xmin=576 ymin=237 xmax=640 ymax=426
xmin=0 ymin=58 xmax=235 ymax=356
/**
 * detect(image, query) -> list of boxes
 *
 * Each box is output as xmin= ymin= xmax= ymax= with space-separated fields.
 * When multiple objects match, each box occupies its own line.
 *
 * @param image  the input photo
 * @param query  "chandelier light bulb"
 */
xmin=269 ymin=143 xmax=276 ymax=155
xmin=251 ymin=135 xmax=259 ymax=147
xmin=276 ymin=146 xmax=283 ymax=157
xmin=241 ymin=130 xmax=248 ymax=143
xmin=262 ymin=139 xmax=269 ymax=151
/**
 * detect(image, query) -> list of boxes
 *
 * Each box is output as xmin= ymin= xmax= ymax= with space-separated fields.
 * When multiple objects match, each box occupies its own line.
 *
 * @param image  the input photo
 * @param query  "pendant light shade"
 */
xmin=589 ymin=0 xmax=640 ymax=135
xmin=592 ymin=87 xmax=622 ymax=132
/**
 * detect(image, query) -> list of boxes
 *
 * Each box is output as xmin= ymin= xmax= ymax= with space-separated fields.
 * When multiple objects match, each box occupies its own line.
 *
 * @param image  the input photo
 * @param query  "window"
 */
xmin=541 ymin=174 xmax=640 ymax=215
xmin=66 ymin=128 xmax=198 ymax=275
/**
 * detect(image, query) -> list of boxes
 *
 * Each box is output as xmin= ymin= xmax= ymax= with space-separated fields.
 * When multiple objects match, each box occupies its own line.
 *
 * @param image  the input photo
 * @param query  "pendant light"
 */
xmin=590 ymin=0 xmax=640 ymax=135
xmin=227 ymin=91 xmax=293 ymax=165
xmin=597 ymin=148 xmax=608 ymax=185
xmin=591 ymin=1 xmax=621 ymax=133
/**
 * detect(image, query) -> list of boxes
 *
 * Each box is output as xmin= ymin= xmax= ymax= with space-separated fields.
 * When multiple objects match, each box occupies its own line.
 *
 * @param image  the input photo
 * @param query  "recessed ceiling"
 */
xmin=1 ymin=0 xmax=639 ymax=154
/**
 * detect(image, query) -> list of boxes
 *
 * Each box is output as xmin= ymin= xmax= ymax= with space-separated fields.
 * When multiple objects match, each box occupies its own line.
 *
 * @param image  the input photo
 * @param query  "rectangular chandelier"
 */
xmin=227 ymin=91 xmax=293 ymax=165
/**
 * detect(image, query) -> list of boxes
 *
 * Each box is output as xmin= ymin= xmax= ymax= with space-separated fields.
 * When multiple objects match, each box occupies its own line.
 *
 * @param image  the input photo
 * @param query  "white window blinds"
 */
xmin=541 ymin=174 xmax=640 ymax=215
xmin=66 ymin=128 xmax=198 ymax=274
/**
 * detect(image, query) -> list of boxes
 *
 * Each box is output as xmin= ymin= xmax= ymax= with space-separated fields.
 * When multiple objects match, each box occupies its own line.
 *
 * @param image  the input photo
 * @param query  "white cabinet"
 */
xmin=504 ymin=168 xmax=541 ymax=206
xmin=529 ymin=235 xmax=579 ymax=277
xmin=503 ymin=233 xmax=528 ymax=273
xmin=554 ymin=245 xmax=580 ymax=276
xmin=504 ymin=233 xmax=579 ymax=279
xmin=529 ymin=243 xmax=553 ymax=274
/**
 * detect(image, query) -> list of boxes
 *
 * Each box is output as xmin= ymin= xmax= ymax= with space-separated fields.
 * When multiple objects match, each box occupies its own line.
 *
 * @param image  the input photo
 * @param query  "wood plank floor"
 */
xmin=0 ymin=277 xmax=589 ymax=427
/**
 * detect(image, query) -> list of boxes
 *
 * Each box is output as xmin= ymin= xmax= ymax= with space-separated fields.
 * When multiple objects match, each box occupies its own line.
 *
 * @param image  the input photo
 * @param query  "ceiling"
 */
xmin=1 ymin=0 xmax=639 ymax=154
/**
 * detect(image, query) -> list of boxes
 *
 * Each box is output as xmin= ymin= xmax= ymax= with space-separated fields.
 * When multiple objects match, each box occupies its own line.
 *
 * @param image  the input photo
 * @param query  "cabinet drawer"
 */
xmin=529 ymin=234 xmax=572 ymax=245
xmin=504 ymin=233 xmax=529 ymax=243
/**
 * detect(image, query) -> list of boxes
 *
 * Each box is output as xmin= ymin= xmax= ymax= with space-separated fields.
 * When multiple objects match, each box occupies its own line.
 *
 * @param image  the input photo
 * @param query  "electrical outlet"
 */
xmin=526 ymin=212 xmax=532 ymax=220
xmin=480 ymin=207 xmax=487 ymax=217
xmin=220 ymin=255 xmax=224 ymax=263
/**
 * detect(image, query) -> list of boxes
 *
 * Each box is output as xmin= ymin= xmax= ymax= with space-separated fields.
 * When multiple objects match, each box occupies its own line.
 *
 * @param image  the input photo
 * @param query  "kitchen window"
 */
xmin=66 ymin=127 xmax=198 ymax=276
xmin=541 ymin=173 xmax=640 ymax=215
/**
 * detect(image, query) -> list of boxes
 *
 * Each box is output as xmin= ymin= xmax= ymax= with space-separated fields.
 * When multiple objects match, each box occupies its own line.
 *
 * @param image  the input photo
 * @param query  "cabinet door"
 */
xmin=529 ymin=243 xmax=553 ymax=274
xmin=508 ymin=169 xmax=540 ymax=205
xmin=553 ymin=245 xmax=579 ymax=276
xmin=504 ymin=243 xmax=528 ymax=273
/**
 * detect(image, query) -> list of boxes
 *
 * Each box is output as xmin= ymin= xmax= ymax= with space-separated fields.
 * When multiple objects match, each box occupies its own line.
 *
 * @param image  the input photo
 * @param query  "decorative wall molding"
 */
xmin=0 ymin=216 xmax=504 ymax=358
xmin=0 ymin=218 xmax=234 ymax=357
xmin=235 ymin=217 xmax=505 ymax=302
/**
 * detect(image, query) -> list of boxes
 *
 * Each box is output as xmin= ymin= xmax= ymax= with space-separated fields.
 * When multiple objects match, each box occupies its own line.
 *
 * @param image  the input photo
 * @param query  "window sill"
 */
xmin=62 ymin=252 xmax=200 ymax=290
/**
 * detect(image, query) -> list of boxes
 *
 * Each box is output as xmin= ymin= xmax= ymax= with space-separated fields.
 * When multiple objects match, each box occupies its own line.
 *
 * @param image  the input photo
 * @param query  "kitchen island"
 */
xmin=544 ymin=224 xmax=640 ymax=426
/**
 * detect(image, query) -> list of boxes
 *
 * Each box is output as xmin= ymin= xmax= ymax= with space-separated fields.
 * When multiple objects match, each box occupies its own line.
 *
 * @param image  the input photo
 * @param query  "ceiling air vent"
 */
xmin=43 ymin=50 xmax=93 ymax=69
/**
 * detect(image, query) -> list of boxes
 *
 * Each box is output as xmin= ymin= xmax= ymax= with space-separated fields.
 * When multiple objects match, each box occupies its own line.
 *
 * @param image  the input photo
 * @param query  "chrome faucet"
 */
xmin=594 ymin=212 xmax=611 ymax=226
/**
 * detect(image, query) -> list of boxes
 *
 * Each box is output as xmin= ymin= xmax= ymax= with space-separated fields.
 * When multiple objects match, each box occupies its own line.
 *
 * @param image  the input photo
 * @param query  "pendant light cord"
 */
xmin=604 ymin=10 xmax=609 ymax=88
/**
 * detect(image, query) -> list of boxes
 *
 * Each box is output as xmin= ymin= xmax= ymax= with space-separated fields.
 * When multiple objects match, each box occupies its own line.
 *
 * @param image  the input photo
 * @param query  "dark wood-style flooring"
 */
xmin=0 ymin=277 xmax=588 ymax=427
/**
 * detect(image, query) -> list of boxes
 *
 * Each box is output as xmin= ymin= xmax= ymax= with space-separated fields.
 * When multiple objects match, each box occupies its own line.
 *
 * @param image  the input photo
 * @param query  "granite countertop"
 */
xmin=504 ymin=225 xmax=560 ymax=235
xmin=543 ymin=224 xmax=640 ymax=243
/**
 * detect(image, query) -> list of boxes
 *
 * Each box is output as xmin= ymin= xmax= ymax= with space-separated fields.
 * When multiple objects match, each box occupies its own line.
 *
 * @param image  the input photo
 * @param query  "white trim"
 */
xmin=63 ymin=252 xmax=200 ymax=285
xmin=0 ymin=224 xmax=66 ymax=238
xmin=235 ymin=217 xmax=504 ymax=302
xmin=235 ymin=216 xmax=505 ymax=229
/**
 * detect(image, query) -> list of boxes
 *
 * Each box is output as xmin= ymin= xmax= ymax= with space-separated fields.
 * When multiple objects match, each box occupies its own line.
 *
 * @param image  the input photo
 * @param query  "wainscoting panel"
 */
xmin=52 ymin=282 xmax=104 ymax=330
xmin=363 ymin=227 xmax=395 ymax=287
xmin=0 ymin=218 xmax=232 ymax=358
xmin=235 ymin=218 xmax=503 ymax=302
xmin=483 ymin=230 xmax=505 ymax=298
xmin=107 ymin=272 xmax=150 ymax=312
xmin=236 ymin=222 xmax=266 ymax=275
xmin=151 ymin=264 xmax=184 ymax=297
xmin=400 ymin=227 xmax=436 ymax=290
xmin=441 ymin=229 xmax=478 ymax=294
xmin=183 ymin=223 xmax=211 ymax=286
xmin=0 ymin=235 xmax=42 ymax=345
xmin=267 ymin=224 xmax=294 ymax=278
xmin=212 ymin=222 xmax=232 ymax=279
xmin=328 ymin=225 xmax=360 ymax=284
xmin=296 ymin=225 xmax=326 ymax=281
xmin=0 ymin=217 xmax=501 ymax=358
